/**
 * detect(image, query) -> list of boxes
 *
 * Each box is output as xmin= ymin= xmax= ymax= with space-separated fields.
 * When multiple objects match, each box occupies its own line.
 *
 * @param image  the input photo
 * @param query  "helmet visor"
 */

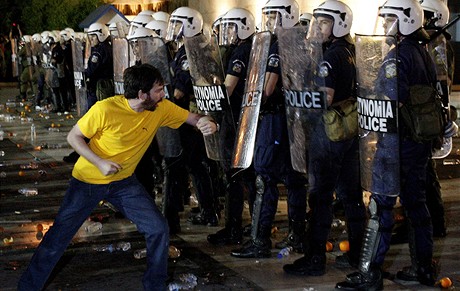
xmin=307 ymin=15 xmax=333 ymax=43
xmin=379 ymin=15 xmax=399 ymax=36
xmin=261 ymin=11 xmax=281 ymax=33
xmin=165 ymin=20 xmax=183 ymax=42
xmin=219 ymin=22 xmax=238 ymax=46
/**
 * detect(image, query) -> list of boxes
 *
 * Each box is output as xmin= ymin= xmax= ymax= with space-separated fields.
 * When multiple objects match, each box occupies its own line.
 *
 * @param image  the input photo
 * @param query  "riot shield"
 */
xmin=232 ymin=31 xmax=271 ymax=169
xmin=136 ymin=37 xmax=182 ymax=158
xmin=184 ymin=33 xmax=234 ymax=161
xmin=355 ymin=35 xmax=399 ymax=197
xmin=277 ymin=26 xmax=328 ymax=173
xmin=428 ymin=33 xmax=451 ymax=159
xmin=112 ymin=37 xmax=131 ymax=95
xmin=72 ymin=39 xmax=88 ymax=116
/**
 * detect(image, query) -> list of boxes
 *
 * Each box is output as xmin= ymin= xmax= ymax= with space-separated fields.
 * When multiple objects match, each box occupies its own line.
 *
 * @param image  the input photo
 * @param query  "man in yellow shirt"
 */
xmin=18 ymin=63 xmax=217 ymax=291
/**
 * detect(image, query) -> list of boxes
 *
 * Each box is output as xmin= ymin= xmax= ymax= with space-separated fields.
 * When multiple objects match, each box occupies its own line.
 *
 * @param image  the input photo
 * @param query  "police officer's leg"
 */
xmin=207 ymin=167 xmax=248 ymax=245
xmin=275 ymin=167 xmax=307 ymax=253
xmin=18 ymin=178 xmax=105 ymax=291
xmin=19 ymin=68 xmax=29 ymax=100
xmin=425 ymin=158 xmax=446 ymax=237
xmin=230 ymin=173 xmax=276 ymax=258
xmin=107 ymin=175 xmax=168 ymax=291
xmin=335 ymin=140 xmax=366 ymax=268
xmin=335 ymin=195 xmax=396 ymax=290
xmin=397 ymin=141 xmax=436 ymax=286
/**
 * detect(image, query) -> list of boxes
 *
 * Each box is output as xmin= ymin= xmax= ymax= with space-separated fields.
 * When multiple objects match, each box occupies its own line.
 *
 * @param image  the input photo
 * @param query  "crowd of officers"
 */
xmin=14 ymin=0 xmax=459 ymax=289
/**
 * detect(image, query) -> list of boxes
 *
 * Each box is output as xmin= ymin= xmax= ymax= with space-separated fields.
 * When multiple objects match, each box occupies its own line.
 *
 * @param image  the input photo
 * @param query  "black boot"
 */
xmin=335 ymin=266 xmax=383 ymax=291
xmin=230 ymin=225 xmax=271 ymax=258
xmin=275 ymin=219 xmax=305 ymax=253
xmin=283 ymin=253 xmax=326 ymax=276
xmin=417 ymin=260 xmax=437 ymax=287
xmin=207 ymin=218 xmax=242 ymax=245
xmin=396 ymin=222 xmax=418 ymax=281
xmin=189 ymin=209 xmax=218 ymax=226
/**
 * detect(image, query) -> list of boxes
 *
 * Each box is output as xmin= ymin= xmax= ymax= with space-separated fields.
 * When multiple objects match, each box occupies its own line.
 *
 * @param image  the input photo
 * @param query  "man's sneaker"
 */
xmin=283 ymin=255 xmax=326 ymax=276
xmin=230 ymin=239 xmax=271 ymax=258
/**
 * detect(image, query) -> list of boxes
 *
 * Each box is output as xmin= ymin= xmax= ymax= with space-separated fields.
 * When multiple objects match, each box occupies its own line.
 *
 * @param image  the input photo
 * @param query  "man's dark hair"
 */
xmin=123 ymin=64 xmax=164 ymax=99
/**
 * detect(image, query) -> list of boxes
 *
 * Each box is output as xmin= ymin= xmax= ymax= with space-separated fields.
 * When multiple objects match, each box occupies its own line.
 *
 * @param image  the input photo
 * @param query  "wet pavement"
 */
xmin=1 ymin=84 xmax=460 ymax=290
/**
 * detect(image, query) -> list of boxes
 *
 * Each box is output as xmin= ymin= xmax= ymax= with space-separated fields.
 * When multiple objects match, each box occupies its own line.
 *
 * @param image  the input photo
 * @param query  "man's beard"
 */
xmin=142 ymin=98 xmax=160 ymax=111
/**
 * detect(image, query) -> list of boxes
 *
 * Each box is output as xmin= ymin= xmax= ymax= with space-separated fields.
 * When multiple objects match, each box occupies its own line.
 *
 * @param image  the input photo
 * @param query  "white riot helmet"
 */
xmin=87 ymin=22 xmax=110 ymax=42
xmin=420 ymin=0 xmax=449 ymax=28
xmin=212 ymin=14 xmax=224 ymax=36
xmin=313 ymin=0 xmax=353 ymax=38
xmin=40 ymin=31 xmax=50 ymax=44
xmin=300 ymin=12 xmax=313 ymax=27
xmin=379 ymin=0 xmax=424 ymax=36
xmin=21 ymin=35 xmax=31 ymax=43
xmin=146 ymin=20 xmax=168 ymax=39
xmin=128 ymin=14 xmax=154 ymax=36
xmin=153 ymin=11 xmax=170 ymax=22
xmin=60 ymin=30 xmax=71 ymax=42
xmin=127 ymin=26 xmax=156 ymax=40
xmin=166 ymin=7 xmax=203 ymax=41
xmin=220 ymin=8 xmax=255 ymax=46
xmin=262 ymin=0 xmax=300 ymax=33
xmin=65 ymin=27 xmax=75 ymax=33
xmin=138 ymin=10 xmax=155 ymax=16
xmin=32 ymin=33 xmax=41 ymax=43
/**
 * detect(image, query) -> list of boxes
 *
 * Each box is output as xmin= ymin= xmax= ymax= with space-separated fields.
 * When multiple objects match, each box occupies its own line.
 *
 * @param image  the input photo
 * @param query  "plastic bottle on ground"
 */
xmin=18 ymin=188 xmax=39 ymax=196
xmin=85 ymin=221 xmax=103 ymax=233
xmin=277 ymin=246 xmax=293 ymax=259
xmin=134 ymin=248 xmax=147 ymax=259
xmin=116 ymin=241 xmax=131 ymax=251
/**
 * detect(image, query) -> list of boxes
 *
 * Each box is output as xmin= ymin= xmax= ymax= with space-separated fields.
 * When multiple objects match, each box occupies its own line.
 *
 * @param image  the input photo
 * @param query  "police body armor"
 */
xmin=112 ymin=36 xmax=132 ymax=95
xmin=232 ymin=31 xmax=272 ymax=169
xmin=184 ymin=33 xmax=235 ymax=161
xmin=277 ymin=26 xmax=327 ymax=174
xmin=135 ymin=37 xmax=182 ymax=158
xmin=355 ymin=35 xmax=400 ymax=197
xmin=71 ymin=38 xmax=88 ymax=116
xmin=428 ymin=33 xmax=451 ymax=159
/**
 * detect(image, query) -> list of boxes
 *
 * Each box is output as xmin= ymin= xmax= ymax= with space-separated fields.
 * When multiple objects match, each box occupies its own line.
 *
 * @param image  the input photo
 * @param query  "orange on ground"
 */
xmin=326 ymin=241 xmax=333 ymax=252
xmin=339 ymin=240 xmax=350 ymax=252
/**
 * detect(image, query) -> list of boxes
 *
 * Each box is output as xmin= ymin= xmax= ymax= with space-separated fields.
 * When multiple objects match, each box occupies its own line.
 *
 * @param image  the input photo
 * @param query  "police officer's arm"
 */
xmin=185 ymin=113 xmax=218 ymax=136
xmin=225 ymin=75 xmax=239 ymax=97
xmin=263 ymin=72 xmax=279 ymax=101
xmin=67 ymin=124 xmax=122 ymax=176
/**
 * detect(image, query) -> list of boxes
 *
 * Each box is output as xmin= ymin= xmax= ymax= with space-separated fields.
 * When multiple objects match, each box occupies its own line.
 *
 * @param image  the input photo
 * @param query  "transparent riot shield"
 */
xmin=184 ymin=33 xmax=234 ymax=161
xmin=278 ymin=26 xmax=328 ymax=173
xmin=112 ymin=37 xmax=131 ymax=95
xmin=137 ymin=37 xmax=182 ymax=158
xmin=71 ymin=39 xmax=88 ymax=116
xmin=355 ymin=35 xmax=399 ymax=196
xmin=428 ymin=33 xmax=451 ymax=159
xmin=232 ymin=31 xmax=272 ymax=169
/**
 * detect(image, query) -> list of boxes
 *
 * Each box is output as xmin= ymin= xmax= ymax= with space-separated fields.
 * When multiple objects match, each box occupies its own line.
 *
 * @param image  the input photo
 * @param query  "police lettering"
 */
xmin=357 ymin=97 xmax=397 ymax=133
xmin=241 ymin=91 xmax=261 ymax=107
xmin=193 ymin=85 xmax=227 ymax=112
xmin=284 ymin=90 xmax=327 ymax=109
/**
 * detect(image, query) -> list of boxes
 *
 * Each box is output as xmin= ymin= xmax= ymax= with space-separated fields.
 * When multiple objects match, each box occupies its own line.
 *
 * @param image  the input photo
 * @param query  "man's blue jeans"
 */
xmin=18 ymin=175 xmax=169 ymax=291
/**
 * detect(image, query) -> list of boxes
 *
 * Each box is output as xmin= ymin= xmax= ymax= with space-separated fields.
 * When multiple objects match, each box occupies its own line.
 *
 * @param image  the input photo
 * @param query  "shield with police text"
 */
xmin=184 ymin=33 xmax=234 ymax=161
xmin=428 ymin=33 xmax=451 ymax=159
xmin=232 ymin=31 xmax=272 ymax=169
xmin=355 ymin=35 xmax=399 ymax=197
xmin=136 ymin=37 xmax=182 ymax=158
xmin=278 ymin=26 xmax=328 ymax=173
xmin=71 ymin=39 xmax=88 ymax=116
xmin=112 ymin=36 xmax=132 ymax=95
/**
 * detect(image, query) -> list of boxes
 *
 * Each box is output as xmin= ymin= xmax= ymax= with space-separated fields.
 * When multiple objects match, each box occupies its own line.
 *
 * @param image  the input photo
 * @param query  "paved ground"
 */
xmin=1 ymin=84 xmax=460 ymax=290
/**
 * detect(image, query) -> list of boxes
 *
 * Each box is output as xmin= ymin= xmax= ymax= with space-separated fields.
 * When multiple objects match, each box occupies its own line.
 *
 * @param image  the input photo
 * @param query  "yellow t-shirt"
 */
xmin=72 ymin=95 xmax=188 ymax=184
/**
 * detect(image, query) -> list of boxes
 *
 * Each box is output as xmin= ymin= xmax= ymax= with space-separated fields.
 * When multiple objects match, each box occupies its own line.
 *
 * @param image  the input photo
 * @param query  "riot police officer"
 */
xmin=336 ymin=0 xmax=438 ymax=289
xmin=283 ymin=0 xmax=366 ymax=276
xmin=85 ymin=22 xmax=113 ymax=109
xmin=207 ymin=7 xmax=257 ymax=245
xmin=166 ymin=7 xmax=219 ymax=228
xmin=231 ymin=0 xmax=308 ymax=258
